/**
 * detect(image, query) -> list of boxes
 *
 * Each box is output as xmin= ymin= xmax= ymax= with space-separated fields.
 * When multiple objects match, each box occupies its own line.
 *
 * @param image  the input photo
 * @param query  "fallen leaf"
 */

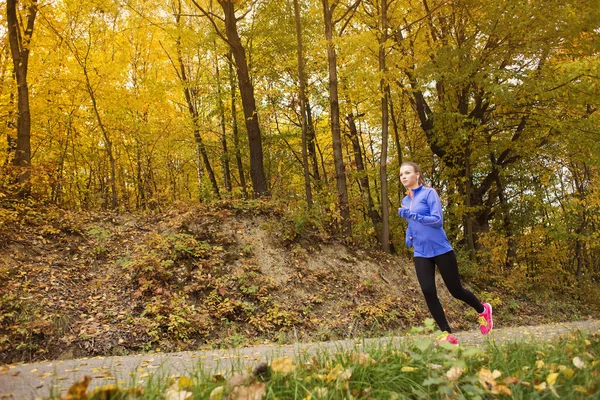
xmin=227 ymin=372 xmax=252 ymax=388
xmin=209 ymin=386 xmax=224 ymax=400
xmin=164 ymin=388 xmax=193 ymax=400
xmin=446 ymin=366 xmax=463 ymax=381
xmin=573 ymin=357 xmax=585 ymax=369
xmin=401 ymin=366 xmax=417 ymax=372
xmin=64 ymin=375 xmax=91 ymax=399
xmin=574 ymin=385 xmax=588 ymax=394
xmin=546 ymin=372 xmax=559 ymax=386
xmin=271 ymin=357 xmax=296 ymax=376
xmin=350 ymin=352 xmax=376 ymax=366
xmin=313 ymin=387 xmax=328 ymax=398
xmin=229 ymin=382 xmax=266 ymax=400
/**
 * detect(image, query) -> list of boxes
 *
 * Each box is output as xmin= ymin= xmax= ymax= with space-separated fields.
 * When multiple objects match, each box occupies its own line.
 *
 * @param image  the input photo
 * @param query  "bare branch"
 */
xmin=189 ymin=0 xmax=230 ymax=44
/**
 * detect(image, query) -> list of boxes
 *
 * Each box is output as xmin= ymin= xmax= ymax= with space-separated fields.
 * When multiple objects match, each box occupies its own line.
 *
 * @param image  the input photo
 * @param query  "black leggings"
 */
xmin=414 ymin=250 xmax=484 ymax=333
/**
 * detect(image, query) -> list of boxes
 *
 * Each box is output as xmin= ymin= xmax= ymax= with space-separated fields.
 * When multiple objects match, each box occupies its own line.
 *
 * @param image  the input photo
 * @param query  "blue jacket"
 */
xmin=398 ymin=185 xmax=453 ymax=258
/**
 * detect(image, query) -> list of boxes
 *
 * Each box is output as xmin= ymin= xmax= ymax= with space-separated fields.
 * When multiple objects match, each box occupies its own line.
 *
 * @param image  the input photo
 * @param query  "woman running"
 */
xmin=398 ymin=161 xmax=493 ymax=344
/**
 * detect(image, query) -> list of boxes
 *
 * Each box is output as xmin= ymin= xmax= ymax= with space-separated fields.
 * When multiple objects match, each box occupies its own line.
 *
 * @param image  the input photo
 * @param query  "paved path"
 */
xmin=1 ymin=319 xmax=599 ymax=399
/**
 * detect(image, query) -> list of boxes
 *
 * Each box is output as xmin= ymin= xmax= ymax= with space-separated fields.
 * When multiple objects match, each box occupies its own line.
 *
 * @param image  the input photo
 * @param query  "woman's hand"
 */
xmin=398 ymin=207 xmax=410 ymax=219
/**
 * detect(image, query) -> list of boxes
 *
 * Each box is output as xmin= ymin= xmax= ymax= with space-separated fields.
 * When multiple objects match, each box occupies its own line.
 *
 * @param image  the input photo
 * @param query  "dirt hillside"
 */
xmin=0 ymin=201 xmax=594 ymax=364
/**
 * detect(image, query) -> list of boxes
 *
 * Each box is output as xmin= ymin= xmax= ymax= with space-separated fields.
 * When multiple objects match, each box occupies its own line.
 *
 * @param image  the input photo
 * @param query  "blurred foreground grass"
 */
xmin=55 ymin=323 xmax=599 ymax=400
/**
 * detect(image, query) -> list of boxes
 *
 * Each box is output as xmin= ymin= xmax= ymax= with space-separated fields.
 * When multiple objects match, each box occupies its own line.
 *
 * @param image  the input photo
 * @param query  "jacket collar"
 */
xmin=407 ymin=185 xmax=423 ymax=198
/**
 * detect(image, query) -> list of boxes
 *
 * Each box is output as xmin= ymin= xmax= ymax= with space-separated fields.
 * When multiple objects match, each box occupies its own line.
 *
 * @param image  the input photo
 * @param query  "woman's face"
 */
xmin=400 ymin=165 xmax=420 ymax=189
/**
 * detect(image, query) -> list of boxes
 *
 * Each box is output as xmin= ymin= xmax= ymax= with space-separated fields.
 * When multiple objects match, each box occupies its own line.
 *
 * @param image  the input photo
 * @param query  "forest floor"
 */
xmin=1 ymin=201 xmax=598 ymax=367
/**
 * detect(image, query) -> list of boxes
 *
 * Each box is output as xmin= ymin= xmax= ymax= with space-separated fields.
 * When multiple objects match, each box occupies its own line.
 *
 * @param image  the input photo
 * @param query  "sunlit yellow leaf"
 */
xmin=178 ymin=376 xmax=193 ymax=390
xmin=574 ymin=385 xmax=588 ymax=394
xmin=401 ymin=366 xmax=418 ymax=372
xmin=326 ymin=364 xmax=344 ymax=382
xmin=546 ymin=372 xmax=559 ymax=386
xmin=271 ymin=357 xmax=296 ymax=376
xmin=492 ymin=370 xmax=502 ymax=379
xmin=536 ymin=360 xmax=545 ymax=369
xmin=562 ymin=368 xmax=575 ymax=379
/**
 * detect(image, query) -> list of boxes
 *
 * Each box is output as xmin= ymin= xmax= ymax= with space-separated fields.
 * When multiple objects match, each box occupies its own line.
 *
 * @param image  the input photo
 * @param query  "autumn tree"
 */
xmin=191 ymin=0 xmax=269 ymax=198
xmin=322 ymin=0 xmax=361 ymax=237
xmin=6 ymin=0 xmax=37 ymax=189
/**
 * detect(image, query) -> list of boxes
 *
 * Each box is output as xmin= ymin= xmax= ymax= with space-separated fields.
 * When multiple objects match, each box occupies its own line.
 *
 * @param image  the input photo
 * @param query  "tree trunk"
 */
xmin=219 ymin=0 xmax=269 ymax=197
xmin=388 ymin=89 xmax=404 ymax=204
xmin=6 ymin=0 xmax=37 ymax=191
xmin=379 ymin=0 xmax=391 ymax=253
xmin=82 ymin=67 xmax=118 ymax=209
xmin=323 ymin=0 xmax=351 ymax=236
xmin=174 ymin=9 xmax=220 ymax=200
xmin=293 ymin=0 xmax=313 ymax=209
xmin=463 ymin=145 xmax=477 ymax=261
xmin=495 ymin=172 xmax=516 ymax=270
xmin=228 ymin=56 xmax=248 ymax=199
xmin=347 ymin=113 xmax=382 ymax=243
xmin=214 ymin=50 xmax=232 ymax=193
xmin=305 ymin=99 xmax=321 ymax=183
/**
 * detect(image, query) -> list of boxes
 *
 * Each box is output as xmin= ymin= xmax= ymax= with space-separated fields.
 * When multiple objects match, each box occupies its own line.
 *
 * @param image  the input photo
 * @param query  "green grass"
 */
xmin=60 ymin=328 xmax=599 ymax=400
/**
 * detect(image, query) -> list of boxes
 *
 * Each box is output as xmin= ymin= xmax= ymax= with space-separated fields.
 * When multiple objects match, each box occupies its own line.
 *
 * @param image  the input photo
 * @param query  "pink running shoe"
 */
xmin=436 ymin=332 xmax=459 ymax=345
xmin=478 ymin=302 xmax=493 ymax=335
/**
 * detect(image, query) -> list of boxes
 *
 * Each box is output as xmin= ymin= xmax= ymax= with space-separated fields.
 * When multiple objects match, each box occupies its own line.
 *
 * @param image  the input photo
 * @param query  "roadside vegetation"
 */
xmin=56 ymin=322 xmax=599 ymax=399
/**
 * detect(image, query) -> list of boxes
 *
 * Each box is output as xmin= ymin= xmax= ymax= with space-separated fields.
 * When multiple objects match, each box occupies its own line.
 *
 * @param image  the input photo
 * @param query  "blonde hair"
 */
xmin=401 ymin=161 xmax=426 ymax=187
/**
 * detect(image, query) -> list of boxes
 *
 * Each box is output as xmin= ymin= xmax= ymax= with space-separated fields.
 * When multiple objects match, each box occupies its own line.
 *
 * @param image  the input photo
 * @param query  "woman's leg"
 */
xmin=434 ymin=251 xmax=485 ymax=313
xmin=414 ymin=257 xmax=452 ymax=333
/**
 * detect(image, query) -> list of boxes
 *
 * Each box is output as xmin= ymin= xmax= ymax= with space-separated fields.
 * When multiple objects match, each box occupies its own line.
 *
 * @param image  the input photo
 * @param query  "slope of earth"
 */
xmin=0 ymin=201 xmax=597 ymax=364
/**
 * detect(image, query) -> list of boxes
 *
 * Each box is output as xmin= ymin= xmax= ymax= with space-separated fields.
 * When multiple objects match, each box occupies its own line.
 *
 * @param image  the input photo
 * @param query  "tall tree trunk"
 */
xmin=464 ymin=145 xmax=476 ymax=259
xmin=218 ymin=0 xmax=269 ymax=197
xmin=323 ymin=0 xmax=351 ymax=236
xmin=494 ymin=172 xmax=516 ymax=270
xmin=82 ymin=68 xmax=118 ymax=209
xmin=173 ymin=7 xmax=220 ymax=199
xmin=214 ymin=50 xmax=232 ymax=193
xmin=228 ymin=56 xmax=248 ymax=199
xmin=379 ymin=0 xmax=391 ymax=253
xmin=388 ymin=89 xmax=404 ymax=205
xmin=6 ymin=0 xmax=37 ymax=191
xmin=305 ymin=99 xmax=321 ymax=183
xmin=293 ymin=0 xmax=313 ymax=209
xmin=348 ymin=113 xmax=382 ymax=243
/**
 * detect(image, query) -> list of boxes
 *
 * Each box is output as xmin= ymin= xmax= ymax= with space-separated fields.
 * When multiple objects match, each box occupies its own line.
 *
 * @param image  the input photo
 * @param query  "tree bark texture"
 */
xmin=322 ymin=0 xmax=351 ymax=236
xmin=219 ymin=0 xmax=269 ymax=197
xmin=293 ymin=0 xmax=313 ymax=209
xmin=6 ymin=0 xmax=37 ymax=189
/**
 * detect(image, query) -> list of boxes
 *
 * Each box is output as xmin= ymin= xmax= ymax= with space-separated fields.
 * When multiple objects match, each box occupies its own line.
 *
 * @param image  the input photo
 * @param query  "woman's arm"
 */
xmin=408 ymin=189 xmax=444 ymax=228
